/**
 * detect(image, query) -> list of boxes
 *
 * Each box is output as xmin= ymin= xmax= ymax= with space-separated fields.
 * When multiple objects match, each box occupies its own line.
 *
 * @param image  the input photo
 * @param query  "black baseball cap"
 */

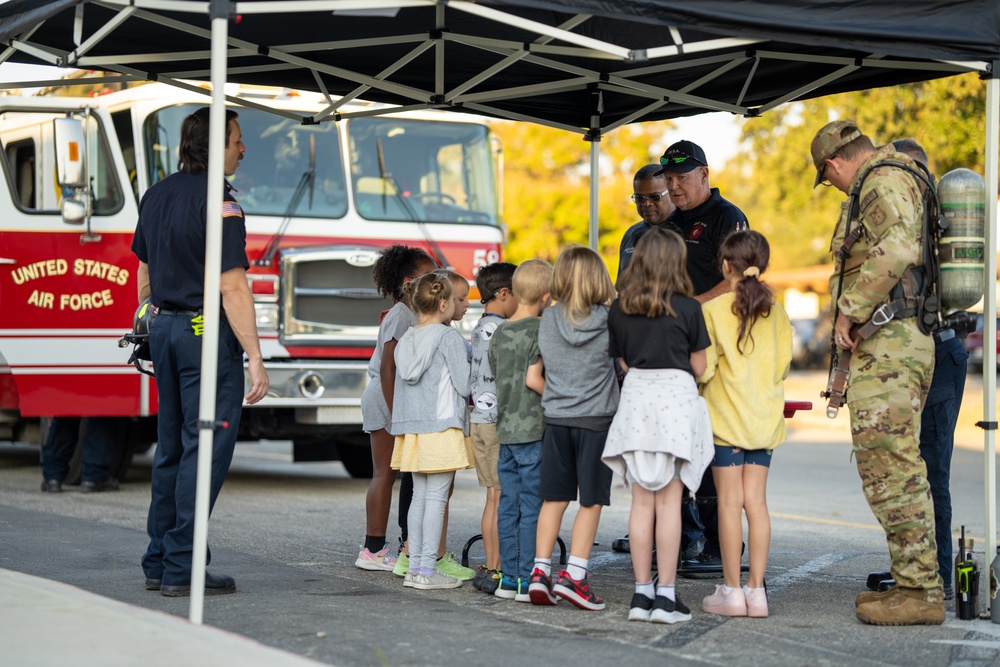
xmin=654 ymin=140 xmax=708 ymax=175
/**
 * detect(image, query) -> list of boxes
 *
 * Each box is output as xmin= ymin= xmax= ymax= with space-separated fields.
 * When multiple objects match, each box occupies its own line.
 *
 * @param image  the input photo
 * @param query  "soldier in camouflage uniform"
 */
xmin=811 ymin=120 xmax=944 ymax=625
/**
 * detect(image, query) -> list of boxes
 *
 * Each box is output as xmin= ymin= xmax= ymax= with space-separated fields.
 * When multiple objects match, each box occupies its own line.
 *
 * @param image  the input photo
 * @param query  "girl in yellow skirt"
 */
xmin=390 ymin=272 xmax=473 ymax=590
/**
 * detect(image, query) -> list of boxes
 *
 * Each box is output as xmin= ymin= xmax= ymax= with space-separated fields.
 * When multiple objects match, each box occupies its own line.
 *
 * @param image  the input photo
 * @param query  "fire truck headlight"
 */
xmin=255 ymin=303 xmax=279 ymax=331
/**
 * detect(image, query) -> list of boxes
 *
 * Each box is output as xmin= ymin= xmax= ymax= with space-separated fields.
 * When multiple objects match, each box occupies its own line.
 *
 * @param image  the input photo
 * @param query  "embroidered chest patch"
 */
xmin=687 ymin=222 xmax=707 ymax=241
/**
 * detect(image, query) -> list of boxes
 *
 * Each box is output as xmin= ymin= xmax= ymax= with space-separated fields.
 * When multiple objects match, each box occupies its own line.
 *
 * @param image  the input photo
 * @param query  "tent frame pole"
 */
xmin=189 ymin=0 xmax=230 ymax=626
xmin=982 ymin=74 xmax=998 ymax=612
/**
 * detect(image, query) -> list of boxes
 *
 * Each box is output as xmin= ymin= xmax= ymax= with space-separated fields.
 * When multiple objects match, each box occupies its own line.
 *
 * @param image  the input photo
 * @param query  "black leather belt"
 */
xmin=158 ymin=308 xmax=202 ymax=317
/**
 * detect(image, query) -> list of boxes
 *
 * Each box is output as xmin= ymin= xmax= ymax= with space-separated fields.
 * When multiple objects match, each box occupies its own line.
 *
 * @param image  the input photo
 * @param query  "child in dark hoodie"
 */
xmin=527 ymin=246 xmax=619 ymax=611
xmin=390 ymin=272 xmax=472 ymax=591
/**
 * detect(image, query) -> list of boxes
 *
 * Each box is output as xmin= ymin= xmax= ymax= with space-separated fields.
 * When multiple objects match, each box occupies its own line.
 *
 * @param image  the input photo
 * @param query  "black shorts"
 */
xmin=539 ymin=424 xmax=613 ymax=506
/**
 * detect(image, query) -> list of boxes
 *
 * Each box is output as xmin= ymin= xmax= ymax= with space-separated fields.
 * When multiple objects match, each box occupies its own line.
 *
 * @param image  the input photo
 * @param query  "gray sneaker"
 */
xmin=411 ymin=571 xmax=462 ymax=590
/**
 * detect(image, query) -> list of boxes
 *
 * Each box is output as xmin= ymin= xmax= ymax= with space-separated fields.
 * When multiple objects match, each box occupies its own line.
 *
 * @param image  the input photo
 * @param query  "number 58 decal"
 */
xmin=472 ymin=248 xmax=501 ymax=273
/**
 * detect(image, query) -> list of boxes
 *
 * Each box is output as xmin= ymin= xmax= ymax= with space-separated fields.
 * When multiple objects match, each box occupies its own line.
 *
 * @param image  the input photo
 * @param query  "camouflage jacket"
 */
xmin=829 ymin=146 xmax=926 ymax=323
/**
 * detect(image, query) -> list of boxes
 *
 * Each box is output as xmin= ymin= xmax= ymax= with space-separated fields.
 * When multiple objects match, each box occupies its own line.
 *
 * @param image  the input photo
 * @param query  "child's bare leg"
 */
xmin=364 ymin=429 xmax=396 ymax=539
xmin=742 ymin=463 xmax=771 ymax=589
xmin=653 ymin=479 xmax=684 ymax=585
xmin=535 ymin=500 xmax=569 ymax=561
xmin=629 ymin=486 xmax=655 ymax=583
xmin=713 ymin=464 xmax=745 ymax=589
xmin=483 ymin=487 xmax=501 ymax=570
xmin=569 ymin=504 xmax=603 ymax=561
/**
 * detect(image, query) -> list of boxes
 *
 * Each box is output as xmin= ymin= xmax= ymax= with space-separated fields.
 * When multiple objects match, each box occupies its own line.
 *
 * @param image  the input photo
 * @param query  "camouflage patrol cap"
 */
xmin=811 ymin=120 xmax=862 ymax=187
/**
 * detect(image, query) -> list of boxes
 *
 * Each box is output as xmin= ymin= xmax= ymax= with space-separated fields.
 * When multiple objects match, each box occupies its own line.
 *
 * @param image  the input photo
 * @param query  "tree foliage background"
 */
xmin=491 ymin=72 xmax=988 ymax=273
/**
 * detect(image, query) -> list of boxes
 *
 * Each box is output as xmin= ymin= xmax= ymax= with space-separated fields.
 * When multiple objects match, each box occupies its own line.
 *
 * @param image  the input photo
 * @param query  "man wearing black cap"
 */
xmin=658 ymin=140 xmax=749 ymax=303
xmin=658 ymin=139 xmax=749 ymax=577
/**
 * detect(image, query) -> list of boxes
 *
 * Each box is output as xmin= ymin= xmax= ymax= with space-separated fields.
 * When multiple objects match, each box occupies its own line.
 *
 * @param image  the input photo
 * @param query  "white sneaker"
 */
xmin=403 ymin=571 xmax=417 ymax=588
xmin=411 ymin=571 xmax=462 ymax=590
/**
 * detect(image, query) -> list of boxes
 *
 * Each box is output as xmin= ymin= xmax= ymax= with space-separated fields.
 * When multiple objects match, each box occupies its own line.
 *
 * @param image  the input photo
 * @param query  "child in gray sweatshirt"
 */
xmin=390 ymin=272 xmax=472 ymax=591
xmin=528 ymin=246 xmax=620 ymax=612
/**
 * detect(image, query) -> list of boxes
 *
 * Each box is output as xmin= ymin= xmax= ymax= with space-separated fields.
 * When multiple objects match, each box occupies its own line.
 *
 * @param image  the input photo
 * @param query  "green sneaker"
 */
xmin=393 ymin=552 xmax=409 ymax=577
xmin=436 ymin=552 xmax=476 ymax=581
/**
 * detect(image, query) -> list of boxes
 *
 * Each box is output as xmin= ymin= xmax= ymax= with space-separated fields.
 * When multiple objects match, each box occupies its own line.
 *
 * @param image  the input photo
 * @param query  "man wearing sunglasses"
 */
xmin=618 ymin=163 xmax=677 ymax=280
xmin=655 ymin=140 xmax=749 ymax=304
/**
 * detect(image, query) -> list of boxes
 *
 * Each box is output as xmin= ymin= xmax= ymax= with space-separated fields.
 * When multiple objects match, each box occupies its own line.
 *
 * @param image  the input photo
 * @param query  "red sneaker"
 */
xmin=553 ymin=570 xmax=605 ymax=611
xmin=527 ymin=568 xmax=557 ymax=606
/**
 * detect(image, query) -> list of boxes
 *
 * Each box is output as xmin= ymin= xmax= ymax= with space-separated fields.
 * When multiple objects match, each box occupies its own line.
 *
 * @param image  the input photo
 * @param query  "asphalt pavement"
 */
xmin=2 ymin=371 xmax=999 ymax=667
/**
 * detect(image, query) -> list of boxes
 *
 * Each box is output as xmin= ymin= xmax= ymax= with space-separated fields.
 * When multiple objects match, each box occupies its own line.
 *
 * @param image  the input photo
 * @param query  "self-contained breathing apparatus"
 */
xmin=822 ymin=161 xmax=985 ymax=417
xmin=118 ymin=297 xmax=155 ymax=377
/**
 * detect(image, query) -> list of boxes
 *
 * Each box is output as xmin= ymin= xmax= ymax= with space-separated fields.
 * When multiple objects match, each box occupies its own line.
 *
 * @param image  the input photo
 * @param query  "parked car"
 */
xmin=963 ymin=313 xmax=1000 ymax=373
xmin=791 ymin=317 xmax=832 ymax=371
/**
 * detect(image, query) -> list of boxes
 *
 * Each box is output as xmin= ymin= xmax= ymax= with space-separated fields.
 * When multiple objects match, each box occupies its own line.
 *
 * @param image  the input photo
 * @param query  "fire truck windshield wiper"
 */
xmin=255 ymin=134 xmax=316 ymax=267
xmin=376 ymin=138 xmax=452 ymax=270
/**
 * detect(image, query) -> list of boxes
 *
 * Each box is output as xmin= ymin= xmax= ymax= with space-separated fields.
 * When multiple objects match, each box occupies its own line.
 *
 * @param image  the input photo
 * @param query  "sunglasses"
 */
xmin=818 ymin=161 xmax=831 ymax=186
xmin=661 ymin=151 xmax=700 ymax=165
xmin=631 ymin=189 xmax=669 ymax=204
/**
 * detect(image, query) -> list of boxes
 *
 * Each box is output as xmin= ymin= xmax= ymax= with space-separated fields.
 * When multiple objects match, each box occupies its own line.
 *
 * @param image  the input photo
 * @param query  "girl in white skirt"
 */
xmin=390 ymin=272 xmax=473 ymax=590
xmin=602 ymin=227 xmax=713 ymax=624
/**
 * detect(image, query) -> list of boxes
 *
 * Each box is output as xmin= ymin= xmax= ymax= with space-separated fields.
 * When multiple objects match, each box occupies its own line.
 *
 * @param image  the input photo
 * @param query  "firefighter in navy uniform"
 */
xmin=132 ymin=107 xmax=269 ymax=597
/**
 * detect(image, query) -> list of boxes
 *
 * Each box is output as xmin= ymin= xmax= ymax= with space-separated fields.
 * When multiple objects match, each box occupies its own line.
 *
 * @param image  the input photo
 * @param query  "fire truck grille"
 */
xmin=281 ymin=249 xmax=391 ymax=343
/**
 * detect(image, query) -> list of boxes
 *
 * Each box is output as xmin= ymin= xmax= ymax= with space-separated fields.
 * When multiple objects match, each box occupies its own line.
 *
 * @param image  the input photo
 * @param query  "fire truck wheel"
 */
xmin=337 ymin=442 xmax=374 ymax=479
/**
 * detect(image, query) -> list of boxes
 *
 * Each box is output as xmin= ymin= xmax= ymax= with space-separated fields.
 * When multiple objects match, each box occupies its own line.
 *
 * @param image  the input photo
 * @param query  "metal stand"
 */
xmin=461 ymin=534 xmax=567 ymax=568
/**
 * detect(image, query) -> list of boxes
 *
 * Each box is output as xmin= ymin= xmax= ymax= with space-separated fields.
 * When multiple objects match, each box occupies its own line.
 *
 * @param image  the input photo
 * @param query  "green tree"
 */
xmin=716 ymin=72 xmax=988 ymax=270
xmin=490 ymin=119 xmax=673 ymax=274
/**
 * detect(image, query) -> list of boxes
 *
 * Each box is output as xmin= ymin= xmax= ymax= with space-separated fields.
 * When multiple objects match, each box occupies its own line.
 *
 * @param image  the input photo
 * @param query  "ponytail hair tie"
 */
xmin=743 ymin=266 xmax=760 ymax=278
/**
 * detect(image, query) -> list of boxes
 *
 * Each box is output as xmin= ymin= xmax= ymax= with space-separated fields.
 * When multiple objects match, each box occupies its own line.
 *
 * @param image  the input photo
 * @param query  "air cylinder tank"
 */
xmin=937 ymin=168 xmax=986 ymax=310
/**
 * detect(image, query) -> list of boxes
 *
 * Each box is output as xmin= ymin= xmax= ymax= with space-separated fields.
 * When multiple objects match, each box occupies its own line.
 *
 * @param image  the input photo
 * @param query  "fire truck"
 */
xmin=0 ymin=83 xmax=503 ymax=478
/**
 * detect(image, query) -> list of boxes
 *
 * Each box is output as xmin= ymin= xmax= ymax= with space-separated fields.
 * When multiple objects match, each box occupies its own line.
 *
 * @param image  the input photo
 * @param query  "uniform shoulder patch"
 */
xmin=859 ymin=187 xmax=880 ymax=212
xmin=222 ymin=201 xmax=243 ymax=218
xmin=867 ymin=203 xmax=887 ymax=227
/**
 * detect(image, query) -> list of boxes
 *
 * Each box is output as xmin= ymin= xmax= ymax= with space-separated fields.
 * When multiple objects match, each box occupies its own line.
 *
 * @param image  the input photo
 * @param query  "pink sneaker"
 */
xmin=743 ymin=586 xmax=769 ymax=618
xmin=701 ymin=584 xmax=748 ymax=617
xmin=355 ymin=545 xmax=397 ymax=572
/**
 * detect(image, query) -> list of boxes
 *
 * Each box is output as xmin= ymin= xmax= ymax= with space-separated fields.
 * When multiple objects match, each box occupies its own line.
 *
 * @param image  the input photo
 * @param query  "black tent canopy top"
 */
xmin=0 ymin=0 xmax=997 ymax=134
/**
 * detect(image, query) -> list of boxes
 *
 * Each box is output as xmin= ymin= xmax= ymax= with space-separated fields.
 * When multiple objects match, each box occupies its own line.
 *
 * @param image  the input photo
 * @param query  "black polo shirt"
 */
xmin=132 ymin=172 xmax=248 ymax=311
xmin=617 ymin=219 xmax=681 ymax=281
xmin=666 ymin=188 xmax=749 ymax=295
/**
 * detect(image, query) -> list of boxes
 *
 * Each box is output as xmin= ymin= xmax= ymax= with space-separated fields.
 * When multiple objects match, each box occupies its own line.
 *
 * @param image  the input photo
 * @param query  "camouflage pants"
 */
xmin=847 ymin=319 xmax=942 ymax=599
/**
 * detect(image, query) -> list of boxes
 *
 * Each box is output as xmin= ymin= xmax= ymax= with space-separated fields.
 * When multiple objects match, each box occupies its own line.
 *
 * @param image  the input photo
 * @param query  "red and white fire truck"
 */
xmin=0 ymin=83 xmax=503 ymax=478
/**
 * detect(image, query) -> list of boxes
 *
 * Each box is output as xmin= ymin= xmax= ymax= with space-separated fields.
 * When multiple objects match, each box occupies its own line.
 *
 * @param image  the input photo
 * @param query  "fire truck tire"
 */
xmin=337 ymin=442 xmax=374 ymax=479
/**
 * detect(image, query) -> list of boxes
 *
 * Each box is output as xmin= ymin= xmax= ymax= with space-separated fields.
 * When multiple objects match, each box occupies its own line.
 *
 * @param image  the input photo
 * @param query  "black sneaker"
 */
xmin=650 ymin=595 xmax=692 ymax=624
xmin=472 ymin=566 xmax=488 ymax=591
xmin=628 ymin=592 xmax=654 ymax=621
xmin=553 ymin=570 xmax=605 ymax=611
xmin=678 ymin=551 xmax=724 ymax=579
xmin=612 ymin=535 xmax=631 ymax=553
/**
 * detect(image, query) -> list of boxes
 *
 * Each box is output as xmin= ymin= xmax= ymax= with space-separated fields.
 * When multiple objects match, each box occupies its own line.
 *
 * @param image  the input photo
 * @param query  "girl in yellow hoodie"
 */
xmin=698 ymin=230 xmax=792 ymax=619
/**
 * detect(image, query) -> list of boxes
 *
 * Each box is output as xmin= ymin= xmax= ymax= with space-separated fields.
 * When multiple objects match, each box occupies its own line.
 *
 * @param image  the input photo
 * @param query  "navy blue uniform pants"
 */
xmin=142 ymin=311 xmax=245 ymax=586
xmin=918 ymin=335 xmax=968 ymax=587
xmin=40 ymin=417 xmax=116 ymax=483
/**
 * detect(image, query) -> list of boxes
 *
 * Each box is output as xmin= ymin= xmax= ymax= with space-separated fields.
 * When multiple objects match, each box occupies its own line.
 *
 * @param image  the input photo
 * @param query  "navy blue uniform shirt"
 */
xmin=666 ymin=188 xmax=748 ymax=295
xmin=132 ymin=172 xmax=248 ymax=311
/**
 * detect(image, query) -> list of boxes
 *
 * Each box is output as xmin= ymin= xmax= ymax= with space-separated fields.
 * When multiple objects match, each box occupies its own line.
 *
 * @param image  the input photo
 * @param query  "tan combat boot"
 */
xmin=855 ymin=587 xmax=945 ymax=626
xmin=855 ymin=587 xmax=894 ymax=607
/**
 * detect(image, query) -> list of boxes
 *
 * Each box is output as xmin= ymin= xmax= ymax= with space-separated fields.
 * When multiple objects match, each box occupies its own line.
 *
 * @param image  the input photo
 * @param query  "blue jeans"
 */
xmin=918 ymin=335 xmax=968 ymax=587
xmin=141 ymin=311 xmax=245 ymax=585
xmin=40 ymin=417 xmax=117 ymax=483
xmin=497 ymin=441 xmax=543 ymax=583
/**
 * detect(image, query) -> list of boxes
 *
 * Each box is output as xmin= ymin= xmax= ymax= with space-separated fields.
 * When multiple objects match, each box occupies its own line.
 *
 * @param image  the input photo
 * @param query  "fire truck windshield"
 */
xmin=142 ymin=105 xmax=499 ymax=227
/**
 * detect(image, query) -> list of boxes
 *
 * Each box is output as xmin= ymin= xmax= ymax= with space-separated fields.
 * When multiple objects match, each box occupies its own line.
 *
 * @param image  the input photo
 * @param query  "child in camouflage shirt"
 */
xmin=487 ymin=259 xmax=553 ymax=601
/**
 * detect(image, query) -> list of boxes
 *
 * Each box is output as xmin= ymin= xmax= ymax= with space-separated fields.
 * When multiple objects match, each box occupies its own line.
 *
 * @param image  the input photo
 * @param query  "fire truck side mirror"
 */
xmin=53 ymin=117 xmax=86 ymax=189
xmin=61 ymin=198 xmax=87 ymax=225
